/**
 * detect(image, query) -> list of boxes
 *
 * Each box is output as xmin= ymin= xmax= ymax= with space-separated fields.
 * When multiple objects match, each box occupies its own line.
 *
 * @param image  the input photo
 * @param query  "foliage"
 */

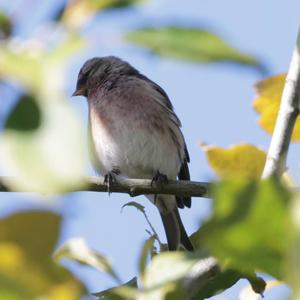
xmin=127 ymin=27 xmax=264 ymax=71
xmin=61 ymin=0 xmax=142 ymax=28
xmin=0 ymin=11 xmax=12 ymax=39
xmin=202 ymin=143 xmax=266 ymax=179
xmin=0 ymin=36 xmax=87 ymax=194
xmin=253 ymin=73 xmax=300 ymax=141
xmin=54 ymin=237 xmax=121 ymax=283
xmin=0 ymin=211 xmax=87 ymax=299
xmin=0 ymin=0 xmax=299 ymax=300
xmin=195 ymin=178 xmax=291 ymax=279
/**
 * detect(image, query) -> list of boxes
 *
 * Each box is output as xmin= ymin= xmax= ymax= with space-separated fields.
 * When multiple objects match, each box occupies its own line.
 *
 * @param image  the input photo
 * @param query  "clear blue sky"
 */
xmin=0 ymin=0 xmax=299 ymax=298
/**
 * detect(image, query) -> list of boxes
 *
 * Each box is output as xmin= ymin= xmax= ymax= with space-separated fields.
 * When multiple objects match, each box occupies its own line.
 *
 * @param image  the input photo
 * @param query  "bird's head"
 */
xmin=72 ymin=56 xmax=137 ymax=97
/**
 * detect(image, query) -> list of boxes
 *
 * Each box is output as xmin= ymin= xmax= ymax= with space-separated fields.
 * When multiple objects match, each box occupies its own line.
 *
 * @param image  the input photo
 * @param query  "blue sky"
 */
xmin=0 ymin=0 xmax=299 ymax=298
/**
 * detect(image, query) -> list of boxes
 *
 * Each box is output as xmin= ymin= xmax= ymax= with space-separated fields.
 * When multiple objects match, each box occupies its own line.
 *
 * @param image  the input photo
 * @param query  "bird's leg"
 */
xmin=103 ymin=168 xmax=120 ymax=195
xmin=151 ymin=170 xmax=169 ymax=187
xmin=151 ymin=170 xmax=168 ymax=204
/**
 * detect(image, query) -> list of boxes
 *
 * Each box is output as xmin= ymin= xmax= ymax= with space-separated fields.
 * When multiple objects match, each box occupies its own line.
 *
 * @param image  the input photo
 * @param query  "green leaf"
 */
xmin=139 ymin=236 xmax=155 ymax=283
xmin=286 ymin=193 xmax=300 ymax=299
xmin=54 ymin=237 xmax=121 ymax=283
xmin=141 ymin=252 xmax=200 ymax=300
xmin=195 ymin=178 xmax=292 ymax=279
xmin=93 ymin=277 xmax=137 ymax=300
xmin=127 ymin=26 xmax=264 ymax=70
xmin=0 ymin=11 xmax=12 ymax=38
xmin=0 ymin=211 xmax=87 ymax=299
xmin=246 ymin=274 xmax=266 ymax=296
xmin=240 ymin=280 xmax=280 ymax=300
xmin=0 ymin=99 xmax=87 ymax=193
xmin=145 ymin=252 xmax=198 ymax=286
xmin=0 ymin=45 xmax=42 ymax=92
xmin=97 ymin=0 xmax=141 ymax=9
xmin=192 ymin=268 xmax=241 ymax=299
xmin=121 ymin=201 xmax=145 ymax=214
xmin=193 ymin=270 xmax=266 ymax=299
xmin=5 ymin=95 xmax=41 ymax=131
xmin=0 ymin=35 xmax=87 ymax=194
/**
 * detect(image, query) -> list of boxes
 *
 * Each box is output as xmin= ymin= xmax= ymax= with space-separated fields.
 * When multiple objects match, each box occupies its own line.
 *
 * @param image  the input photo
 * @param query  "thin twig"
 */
xmin=262 ymin=28 xmax=300 ymax=178
xmin=0 ymin=176 xmax=210 ymax=198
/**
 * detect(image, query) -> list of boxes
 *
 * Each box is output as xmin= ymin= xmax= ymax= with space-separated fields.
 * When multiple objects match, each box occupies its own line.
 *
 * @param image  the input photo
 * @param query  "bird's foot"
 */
xmin=151 ymin=170 xmax=168 ymax=187
xmin=151 ymin=171 xmax=168 ymax=204
xmin=104 ymin=170 xmax=119 ymax=195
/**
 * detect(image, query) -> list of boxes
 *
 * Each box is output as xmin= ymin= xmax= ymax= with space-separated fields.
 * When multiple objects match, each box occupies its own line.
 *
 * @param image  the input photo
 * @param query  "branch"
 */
xmin=0 ymin=176 xmax=210 ymax=198
xmin=262 ymin=28 xmax=300 ymax=178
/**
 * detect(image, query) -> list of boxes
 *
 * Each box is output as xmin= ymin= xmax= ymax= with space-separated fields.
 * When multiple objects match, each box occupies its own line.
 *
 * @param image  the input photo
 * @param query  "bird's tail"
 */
xmin=160 ymin=206 xmax=194 ymax=251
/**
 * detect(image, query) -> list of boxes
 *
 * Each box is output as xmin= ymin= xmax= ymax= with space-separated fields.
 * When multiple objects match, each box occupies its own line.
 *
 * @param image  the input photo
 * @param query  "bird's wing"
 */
xmin=146 ymin=77 xmax=192 ymax=209
xmin=177 ymin=144 xmax=191 ymax=208
xmin=133 ymin=73 xmax=192 ymax=209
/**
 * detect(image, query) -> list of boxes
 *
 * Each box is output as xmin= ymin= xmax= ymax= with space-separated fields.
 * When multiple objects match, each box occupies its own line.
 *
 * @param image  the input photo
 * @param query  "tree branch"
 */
xmin=262 ymin=28 xmax=300 ymax=178
xmin=0 ymin=176 xmax=210 ymax=198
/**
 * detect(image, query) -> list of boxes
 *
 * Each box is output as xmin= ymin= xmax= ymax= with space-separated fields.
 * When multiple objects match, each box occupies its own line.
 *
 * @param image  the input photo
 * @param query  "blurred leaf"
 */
xmin=253 ymin=74 xmax=286 ymax=113
xmin=246 ymin=275 xmax=266 ymax=296
xmin=281 ymin=171 xmax=296 ymax=188
xmin=0 ymin=41 xmax=42 ymax=92
xmin=0 ymin=35 xmax=84 ymax=94
xmin=54 ymin=237 xmax=121 ymax=283
xmin=192 ymin=268 xmax=241 ymax=299
xmin=127 ymin=27 xmax=263 ymax=70
xmin=286 ymin=194 xmax=300 ymax=299
xmin=0 ymin=100 xmax=86 ymax=193
xmin=142 ymin=252 xmax=200 ymax=300
xmin=125 ymin=277 xmax=138 ymax=287
xmin=121 ymin=201 xmax=146 ymax=214
xmin=196 ymin=178 xmax=292 ymax=279
xmin=139 ymin=236 xmax=155 ymax=284
xmin=88 ymin=0 xmax=140 ymax=9
xmin=62 ymin=0 xmax=141 ymax=29
xmin=202 ymin=144 xmax=266 ymax=179
xmin=239 ymin=280 xmax=280 ymax=300
xmin=93 ymin=277 xmax=137 ymax=300
xmin=0 ymin=211 xmax=86 ymax=299
xmin=0 ymin=36 xmax=87 ymax=194
xmin=0 ymin=11 xmax=12 ymax=39
xmin=46 ymin=34 xmax=85 ymax=63
xmin=5 ymin=94 xmax=41 ymax=131
xmin=253 ymin=73 xmax=300 ymax=141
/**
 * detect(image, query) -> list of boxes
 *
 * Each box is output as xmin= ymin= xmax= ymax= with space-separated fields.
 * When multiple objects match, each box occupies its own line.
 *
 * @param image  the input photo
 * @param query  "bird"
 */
xmin=73 ymin=56 xmax=193 ymax=251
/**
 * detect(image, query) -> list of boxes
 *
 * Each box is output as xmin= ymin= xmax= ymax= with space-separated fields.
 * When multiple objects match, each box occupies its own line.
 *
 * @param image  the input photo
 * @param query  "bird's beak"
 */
xmin=72 ymin=88 xmax=85 ymax=97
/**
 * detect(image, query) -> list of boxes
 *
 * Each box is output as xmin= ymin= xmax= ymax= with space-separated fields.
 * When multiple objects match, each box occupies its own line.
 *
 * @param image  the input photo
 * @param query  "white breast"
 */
xmin=89 ymin=105 xmax=183 ymax=180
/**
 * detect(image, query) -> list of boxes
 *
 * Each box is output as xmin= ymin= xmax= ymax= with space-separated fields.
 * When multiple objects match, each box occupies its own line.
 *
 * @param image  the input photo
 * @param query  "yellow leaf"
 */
xmin=62 ymin=0 xmax=96 ymax=29
xmin=253 ymin=73 xmax=300 ymax=141
xmin=62 ymin=0 xmax=139 ymax=29
xmin=50 ymin=281 xmax=85 ymax=300
xmin=0 ymin=211 xmax=87 ymax=299
xmin=0 ymin=243 xmax=24 ymax=271
xmin=203 ymin=144 xmax=266 ymax=179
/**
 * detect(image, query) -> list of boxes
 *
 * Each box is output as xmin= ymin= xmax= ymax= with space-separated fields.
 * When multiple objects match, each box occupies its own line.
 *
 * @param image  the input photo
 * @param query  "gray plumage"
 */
xmin=73 ymin=56 xmax=193 ymax=251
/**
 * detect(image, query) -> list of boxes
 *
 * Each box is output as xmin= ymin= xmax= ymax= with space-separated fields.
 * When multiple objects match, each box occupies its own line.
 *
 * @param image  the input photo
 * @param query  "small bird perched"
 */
xmin=73 ymin=56 xmax=193 ymax=251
